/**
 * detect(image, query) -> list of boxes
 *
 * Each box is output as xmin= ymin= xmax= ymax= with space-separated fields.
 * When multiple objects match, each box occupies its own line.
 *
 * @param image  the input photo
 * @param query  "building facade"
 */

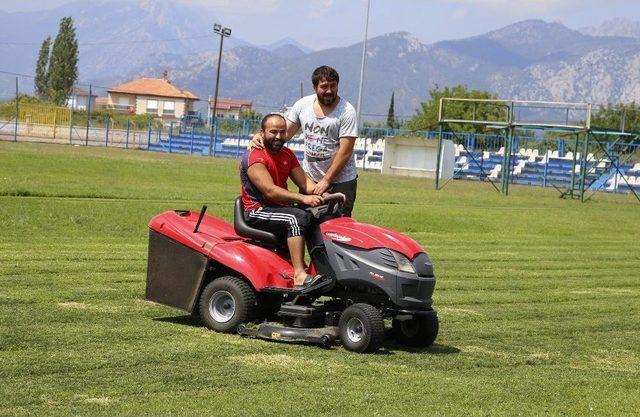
xmin=106 ymin=78 xmax=198 ymax=120
xmin=207 ymin=97 xmax=253 ymax=120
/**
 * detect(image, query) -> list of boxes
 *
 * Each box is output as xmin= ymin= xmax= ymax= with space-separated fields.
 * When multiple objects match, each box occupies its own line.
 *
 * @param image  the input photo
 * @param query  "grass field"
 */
xmin=1 ymin=141 xmax=639 ymax=417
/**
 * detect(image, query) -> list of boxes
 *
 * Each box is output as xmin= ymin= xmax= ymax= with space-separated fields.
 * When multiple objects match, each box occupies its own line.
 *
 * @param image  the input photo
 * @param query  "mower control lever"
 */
xmin=193 ymin=205 xmax=208 ymax=233
xmin=306 ymin=193 xmax=346 ymax=219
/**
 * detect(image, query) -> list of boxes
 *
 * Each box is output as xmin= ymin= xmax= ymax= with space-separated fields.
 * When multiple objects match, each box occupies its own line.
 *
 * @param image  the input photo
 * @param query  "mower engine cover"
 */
xmin=319 ymin=217 xmax=435 ymax=309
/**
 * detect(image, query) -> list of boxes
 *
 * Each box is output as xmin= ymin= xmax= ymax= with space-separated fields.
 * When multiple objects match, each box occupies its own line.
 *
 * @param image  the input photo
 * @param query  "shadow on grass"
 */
xmin=153 ymin=314 xmax=201 ymax=328
xmin=153 ymin=314 xmax=460 ymax=355
xmin=380 ymin=340 xmax=460 ymax=355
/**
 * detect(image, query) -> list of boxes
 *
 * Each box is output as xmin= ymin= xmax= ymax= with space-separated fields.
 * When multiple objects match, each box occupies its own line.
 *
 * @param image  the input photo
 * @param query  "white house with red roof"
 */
xmin=207 ymin=97 xmax=253 ymax=120
xmin=66 ymin=87 xmax=97 ymax=110
xmin=106 ymin=77 xmax=199 ymax=120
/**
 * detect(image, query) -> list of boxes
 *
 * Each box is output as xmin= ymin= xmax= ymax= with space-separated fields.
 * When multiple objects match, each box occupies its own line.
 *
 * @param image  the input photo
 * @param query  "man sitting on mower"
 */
xmin=240 ymin=113 xmax=325 ymax=288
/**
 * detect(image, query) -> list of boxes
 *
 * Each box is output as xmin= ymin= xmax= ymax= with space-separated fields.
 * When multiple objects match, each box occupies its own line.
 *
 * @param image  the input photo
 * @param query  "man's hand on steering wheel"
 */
xmin=304 ymin=192 xmax=346 ymax=219
xmin=312 ymin=178 xmax=331 ymax=195
xmin=248 ymin=132 xmax=264 ymax=150
xmin=302 ymin=194 xmax=324 ymax=207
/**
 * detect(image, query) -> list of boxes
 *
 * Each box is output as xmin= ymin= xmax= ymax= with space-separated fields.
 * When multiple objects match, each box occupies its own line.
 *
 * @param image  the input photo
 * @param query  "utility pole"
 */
xmin=14 ymin=77 xmax=18 ymax=142
xmin=69 ymin=83 xmax=75 ymax=144
xmin=85 ymin=84 xmax=92 ymax=145
xmin=208 ymin=23 xmax=232 ymax=157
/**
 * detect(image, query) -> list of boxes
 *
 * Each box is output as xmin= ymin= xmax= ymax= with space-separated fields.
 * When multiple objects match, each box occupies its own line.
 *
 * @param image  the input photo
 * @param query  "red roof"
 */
xmin=209 ymin=97 xmax=252 ymax=110
xmin=109 ymin=78 xmax=198 ymax=100
xmin=73 ymin=87 xmax=97 ymax=97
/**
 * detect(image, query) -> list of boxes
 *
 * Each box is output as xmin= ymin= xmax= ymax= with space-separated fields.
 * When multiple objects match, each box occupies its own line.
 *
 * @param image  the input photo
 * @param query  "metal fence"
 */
xmin=2 ymin=75 xmax=639 ymax=202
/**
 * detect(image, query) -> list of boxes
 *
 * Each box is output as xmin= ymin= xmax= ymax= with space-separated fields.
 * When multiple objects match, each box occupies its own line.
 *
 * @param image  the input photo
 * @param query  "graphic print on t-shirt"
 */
xmin=286 ymin=94 xmax=359 ymax=183
xmin=302 ymin=121 xmax=337 ymax=158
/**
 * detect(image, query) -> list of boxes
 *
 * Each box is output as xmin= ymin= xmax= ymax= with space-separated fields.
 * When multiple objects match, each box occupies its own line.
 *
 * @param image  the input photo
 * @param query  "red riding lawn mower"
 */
xmin=145 ymin=194 xmax=438 ymax=353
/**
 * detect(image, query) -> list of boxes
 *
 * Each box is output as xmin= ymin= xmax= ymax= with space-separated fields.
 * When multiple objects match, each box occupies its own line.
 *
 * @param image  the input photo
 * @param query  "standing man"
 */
xmin=251 ymin=65 xmax=359 ymax=216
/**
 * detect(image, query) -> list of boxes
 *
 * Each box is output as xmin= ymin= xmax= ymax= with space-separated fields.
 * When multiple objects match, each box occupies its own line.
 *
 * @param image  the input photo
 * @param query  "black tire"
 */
xmin=198 ymin=276 xmax=257 ymax=333
xmin=338 ymin=303 xmax=385 ymax=353
xmin=391 ymin=314 xmax=439 ymax=347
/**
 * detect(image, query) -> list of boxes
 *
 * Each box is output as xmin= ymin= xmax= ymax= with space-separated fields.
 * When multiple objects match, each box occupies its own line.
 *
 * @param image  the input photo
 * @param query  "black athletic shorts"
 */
xmin=245 ymin=206 xmax=312 ymax=238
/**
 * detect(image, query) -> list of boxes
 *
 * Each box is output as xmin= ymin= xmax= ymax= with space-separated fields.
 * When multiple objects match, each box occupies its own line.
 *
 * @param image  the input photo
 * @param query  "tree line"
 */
xmin=34 ymin=16 xmax=78 ymax=106
xmin=402 ymin=85 xmax=640 ymax=138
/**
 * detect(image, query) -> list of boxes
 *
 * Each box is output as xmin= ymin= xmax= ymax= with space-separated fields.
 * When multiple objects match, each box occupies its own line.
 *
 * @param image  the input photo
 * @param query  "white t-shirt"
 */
xmin=286 ymin=94 xmax=358 ymax=184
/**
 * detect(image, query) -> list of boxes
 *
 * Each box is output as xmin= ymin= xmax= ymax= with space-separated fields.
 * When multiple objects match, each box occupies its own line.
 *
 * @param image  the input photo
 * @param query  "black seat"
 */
xmin=233 ymin=197 xmax=281 ymax=248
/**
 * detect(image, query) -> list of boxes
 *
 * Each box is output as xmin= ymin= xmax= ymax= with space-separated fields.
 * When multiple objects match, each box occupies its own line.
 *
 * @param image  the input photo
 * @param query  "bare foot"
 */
xmin=293 ymin=271 xmax=309 ymax=286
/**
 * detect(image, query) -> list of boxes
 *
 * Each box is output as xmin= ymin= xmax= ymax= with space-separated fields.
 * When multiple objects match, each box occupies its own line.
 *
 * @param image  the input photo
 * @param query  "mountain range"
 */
xmin=2 ymin=1 xmax=640 ymax=119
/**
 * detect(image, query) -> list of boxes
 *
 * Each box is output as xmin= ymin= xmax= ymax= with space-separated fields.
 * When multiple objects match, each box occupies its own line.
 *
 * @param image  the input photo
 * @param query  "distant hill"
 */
xmin=262 ymin=37 xmax=314 ymax=54
xmin=141 ymin=21 xmax=640 ymax=116
xmin=2 ymin=2 xmax=640 ymax=119
xmin=579 ymin=18 xmax=640 ymax=39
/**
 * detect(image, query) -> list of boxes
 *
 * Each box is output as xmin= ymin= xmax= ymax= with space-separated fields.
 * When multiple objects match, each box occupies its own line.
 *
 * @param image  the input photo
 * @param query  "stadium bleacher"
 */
xmin=149 ymin=129 xmax=638 ymax=194
xmin=453 ymin=144 xmax=639 ymax=193
xmin=150 ymin=131 xmax=387 ymax=169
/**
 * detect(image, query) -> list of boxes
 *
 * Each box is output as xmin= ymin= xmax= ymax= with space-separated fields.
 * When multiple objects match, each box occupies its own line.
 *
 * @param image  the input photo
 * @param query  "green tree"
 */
xmin=34 ymin=37 xmax=51 ymax=100
xmin=47 ymin=16 xmax=79 ymax=106
xmin=408 ymin=84 xmax=499 ymax=133
xmin=591 ymin=102 xmax=640 ymax=137
xmin=387 ymin=92 xmax=395 ymax=128
xmin=239 ymin=109 xmax=263 ymax=120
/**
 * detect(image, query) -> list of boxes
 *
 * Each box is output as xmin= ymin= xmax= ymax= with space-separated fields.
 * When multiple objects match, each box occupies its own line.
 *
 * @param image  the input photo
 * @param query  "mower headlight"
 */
xmin=391 ymin=251 xmax=416 ymax=274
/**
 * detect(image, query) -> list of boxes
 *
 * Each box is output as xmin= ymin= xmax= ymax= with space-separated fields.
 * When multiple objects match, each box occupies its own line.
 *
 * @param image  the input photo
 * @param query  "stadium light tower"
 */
xmin=355 ymin=0 xmax=371 ymax=131
xmin=208 ymin=23 xmax=232 ymax=156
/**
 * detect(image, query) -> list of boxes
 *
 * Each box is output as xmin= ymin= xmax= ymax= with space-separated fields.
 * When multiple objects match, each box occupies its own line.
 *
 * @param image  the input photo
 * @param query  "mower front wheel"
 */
xmin=391 ymin=314 xmax=439 ymax=347
xmin=338 ymin=303 xmax=385 ymax=353
xmin=199 ymin=276 xmax=257 ymax=333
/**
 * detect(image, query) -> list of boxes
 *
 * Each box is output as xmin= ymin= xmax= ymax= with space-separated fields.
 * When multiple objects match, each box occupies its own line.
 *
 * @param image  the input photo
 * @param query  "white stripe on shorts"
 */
xmin=248 ymin=209 xmax=301 ymax=236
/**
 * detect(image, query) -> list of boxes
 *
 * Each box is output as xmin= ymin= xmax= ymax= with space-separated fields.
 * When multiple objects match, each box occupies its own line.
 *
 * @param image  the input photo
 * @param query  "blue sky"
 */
xmin=2 ymin=0 xmax=640 ymax=49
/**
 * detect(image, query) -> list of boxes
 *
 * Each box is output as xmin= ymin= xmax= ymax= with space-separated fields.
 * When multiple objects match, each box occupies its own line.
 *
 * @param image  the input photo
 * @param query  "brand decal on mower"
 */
xmin=369 ymin=272 xmax=385 ymax=281
xmin=325 ymin=232 xmax=352 ymax=243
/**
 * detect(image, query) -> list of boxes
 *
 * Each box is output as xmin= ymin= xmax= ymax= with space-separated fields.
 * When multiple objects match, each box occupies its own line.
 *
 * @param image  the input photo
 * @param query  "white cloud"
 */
xmin=451 ymin=7 xmax=470 ymax=20
xmin=306 ymin=0 xmax=335 ymax=19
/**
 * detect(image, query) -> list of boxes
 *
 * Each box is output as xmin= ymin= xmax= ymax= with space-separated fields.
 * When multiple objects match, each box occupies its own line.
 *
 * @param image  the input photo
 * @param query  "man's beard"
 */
xmin=318 ymin=93 xmax=336 ymax=106
xmin=266 ymin=139 xmax=283 ymax=151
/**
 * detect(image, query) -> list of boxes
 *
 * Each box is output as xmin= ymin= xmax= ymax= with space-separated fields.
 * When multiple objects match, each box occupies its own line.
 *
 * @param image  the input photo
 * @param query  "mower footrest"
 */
xmin=260 ymin=286 xmax=302 ymax=294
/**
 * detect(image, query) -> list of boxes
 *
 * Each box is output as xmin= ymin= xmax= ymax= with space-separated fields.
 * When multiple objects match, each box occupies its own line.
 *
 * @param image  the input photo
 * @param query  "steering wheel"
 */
xmin=306 ymin=192 xmax=346 ymax=219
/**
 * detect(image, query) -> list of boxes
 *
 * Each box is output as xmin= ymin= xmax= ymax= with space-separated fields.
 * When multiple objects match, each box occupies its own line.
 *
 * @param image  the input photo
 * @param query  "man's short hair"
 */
xmin=312 ymin=65 xmax=340 ymax=87
xmin=261 ymin=113 xmax=286 ymax=130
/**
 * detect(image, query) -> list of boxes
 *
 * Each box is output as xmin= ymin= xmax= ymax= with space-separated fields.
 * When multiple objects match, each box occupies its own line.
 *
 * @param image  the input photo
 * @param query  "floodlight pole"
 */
xmin=355 ymin=0 xmax=371 ymax=135
xmin=208 ymin=23 xmax=231 ymax=157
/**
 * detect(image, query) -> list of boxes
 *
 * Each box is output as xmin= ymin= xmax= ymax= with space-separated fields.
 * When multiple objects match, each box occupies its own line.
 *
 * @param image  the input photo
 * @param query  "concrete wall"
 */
xmin=381 ymin=136 xmax=455 ymax=181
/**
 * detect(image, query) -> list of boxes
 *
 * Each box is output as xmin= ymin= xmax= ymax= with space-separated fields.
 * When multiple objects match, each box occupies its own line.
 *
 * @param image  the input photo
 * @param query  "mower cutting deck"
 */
xmin=145 ymin=194 xmax=438 ymax=353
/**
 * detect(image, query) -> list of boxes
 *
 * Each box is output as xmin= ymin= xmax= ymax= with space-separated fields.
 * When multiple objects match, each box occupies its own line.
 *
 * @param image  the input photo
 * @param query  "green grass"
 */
xmin=1 ymin=141 xmax=639 ymax=416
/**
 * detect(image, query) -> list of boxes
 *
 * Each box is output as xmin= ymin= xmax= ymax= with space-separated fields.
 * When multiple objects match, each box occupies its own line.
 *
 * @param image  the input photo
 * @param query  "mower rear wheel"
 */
xmin=339 ymin=303 xmax=385 ymax=353
xmin=392 ymin=314 xmax=439 ymax=347
xmin=199 ymin=276 xmax=257 ymax=333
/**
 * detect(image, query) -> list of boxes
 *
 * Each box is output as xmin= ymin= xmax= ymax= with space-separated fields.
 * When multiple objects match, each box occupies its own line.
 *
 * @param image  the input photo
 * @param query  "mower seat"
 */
xmin=233 ymin=197 xmax=281 ymax=248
